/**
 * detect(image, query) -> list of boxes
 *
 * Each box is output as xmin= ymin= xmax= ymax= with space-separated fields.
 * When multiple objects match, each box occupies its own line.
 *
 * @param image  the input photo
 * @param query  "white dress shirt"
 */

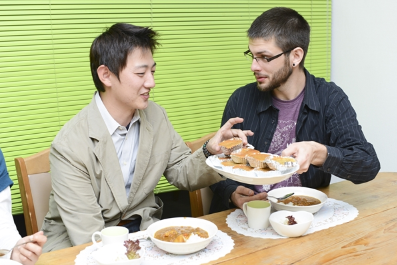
xmin=95 ymin=92 xmax=140 ymax=196
xmin=0 ymin=186 xmax=22 ymax=260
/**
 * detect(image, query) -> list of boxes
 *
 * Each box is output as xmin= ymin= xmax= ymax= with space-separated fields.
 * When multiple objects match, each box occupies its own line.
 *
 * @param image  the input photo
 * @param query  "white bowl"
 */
xmin=269 ymin=210 xmax=314 ymax=237
xmin=92 ymin=243 xmax=142 ymax=265
xmin=267 ymin=187 xmax=328 ymax=213
xmin=147 ymin=217 xmax=218 ymax=255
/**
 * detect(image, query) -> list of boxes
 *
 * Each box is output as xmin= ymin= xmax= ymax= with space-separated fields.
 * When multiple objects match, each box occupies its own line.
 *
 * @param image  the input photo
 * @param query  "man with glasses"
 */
xmin=209 ymin=7 xmax=380 ymax=213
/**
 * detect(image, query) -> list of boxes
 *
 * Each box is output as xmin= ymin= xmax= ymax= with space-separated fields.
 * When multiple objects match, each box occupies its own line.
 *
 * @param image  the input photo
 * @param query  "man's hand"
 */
xmin=206 ymin=117 xmax=254 ymax=155
xmin=281 ymin=141 xmax=328 ymax=174
xmin=230 ymin=186 xmax=268 ymax=209
xmin=11 ymin=231 xmax=47 ymax=265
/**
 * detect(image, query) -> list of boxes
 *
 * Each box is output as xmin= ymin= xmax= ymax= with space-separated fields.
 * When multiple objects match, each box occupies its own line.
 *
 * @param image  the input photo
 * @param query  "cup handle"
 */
xmin=92 ymin=231 xmax=102 ymax=245
xmin=242 ymin=202 xmax=248 ymax=216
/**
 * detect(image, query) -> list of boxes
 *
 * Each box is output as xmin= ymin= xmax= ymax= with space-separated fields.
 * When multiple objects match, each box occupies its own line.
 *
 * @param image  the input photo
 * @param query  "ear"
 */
xmin=97 ymin=65 xmax=112 ymax=88
xmin=291 ymin=47 xmax=304 ymax=67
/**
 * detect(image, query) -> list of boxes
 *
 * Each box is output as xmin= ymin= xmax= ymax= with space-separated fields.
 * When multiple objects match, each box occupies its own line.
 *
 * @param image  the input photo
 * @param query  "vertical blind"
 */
xmin=0 ymin=0 xmax=331 ymax=215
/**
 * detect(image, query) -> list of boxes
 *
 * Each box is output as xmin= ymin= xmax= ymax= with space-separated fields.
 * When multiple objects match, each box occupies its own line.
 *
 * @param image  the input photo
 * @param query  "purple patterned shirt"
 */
xmin=255 ymin=89 xmax=305 ymax=193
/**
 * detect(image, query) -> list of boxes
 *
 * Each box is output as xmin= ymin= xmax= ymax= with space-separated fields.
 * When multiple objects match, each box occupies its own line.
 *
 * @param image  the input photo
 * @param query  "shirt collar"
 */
xmin=301 ymin=68 xmax=321 ymax=112
xmin=95 ymin=92 xmax=140 ymax=135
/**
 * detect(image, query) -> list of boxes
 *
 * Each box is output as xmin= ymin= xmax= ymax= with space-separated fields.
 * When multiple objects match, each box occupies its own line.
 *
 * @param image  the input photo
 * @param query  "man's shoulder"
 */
xmin=308 ymin=72 xmax=344 ymax=95
xmin=306 ymin=72 xmax=347 ymax=104
xmin=53 ymin=104 xmax=91 ymax=142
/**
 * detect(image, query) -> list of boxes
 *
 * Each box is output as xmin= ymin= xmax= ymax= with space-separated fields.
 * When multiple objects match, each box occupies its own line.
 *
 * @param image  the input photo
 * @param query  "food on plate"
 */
xmin=284 ymin=215 xmax=297 ymax=225
xmin=218 ymin=138 xmax=243 ymax=155
xmin=230 ymin=148 xmax=260 ymax=164
xmin=124 ymin=239 xmax=141 ymax=259
xmin=233 ymin=164 xmax=254 ymax=171
xmin=246 ymin=153 xmax=272 ymax=168
xmin=154 ymin=226 xmax=209 ymax=243
xmin=266 ymin=156 xmax=297 ymax=170
xmin=221 ymin=160 xmax=237 ymax=167
xmin=281 ymin=195 xmax=321 ymax=206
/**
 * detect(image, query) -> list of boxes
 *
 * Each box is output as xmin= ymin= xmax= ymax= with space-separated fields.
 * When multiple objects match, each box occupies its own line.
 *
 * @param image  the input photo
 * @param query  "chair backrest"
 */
xmin=14 ymin=148 xmax=51 ymax=235
xmin=186 ymin=132 xmax=216 ymax=217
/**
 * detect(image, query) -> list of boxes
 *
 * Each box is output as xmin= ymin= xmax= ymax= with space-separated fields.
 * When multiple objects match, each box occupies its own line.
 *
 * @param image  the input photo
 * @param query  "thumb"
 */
xmin=236 ymin=186 xmax=255 ymax=196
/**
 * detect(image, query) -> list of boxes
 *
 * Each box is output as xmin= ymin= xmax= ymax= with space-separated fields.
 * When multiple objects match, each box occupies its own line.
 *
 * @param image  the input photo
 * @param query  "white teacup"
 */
xmin=243 ymin=200 xmax=271 ymax=230
xmin=92 ymin=226 xmax=129 ymax=246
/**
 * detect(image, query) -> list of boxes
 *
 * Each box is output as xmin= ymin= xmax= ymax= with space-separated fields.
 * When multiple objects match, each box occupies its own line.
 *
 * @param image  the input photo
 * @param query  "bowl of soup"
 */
xmin=146 ymin=217 xmax=218 ymax=254
xmin=267 ymin=187 xmax=328 ymax=213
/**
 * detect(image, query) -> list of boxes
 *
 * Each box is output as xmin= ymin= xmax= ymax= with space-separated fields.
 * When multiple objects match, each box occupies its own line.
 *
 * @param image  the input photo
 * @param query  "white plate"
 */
xmin=146 ymin=217 xmax=218 ymax=255
xmin=206 ymin=155 xmax=299 ymax=185
xmin=267 ymin=187 xmax=328 ymax=213
xmin=0 ymin=260 xmax=22 ymax=265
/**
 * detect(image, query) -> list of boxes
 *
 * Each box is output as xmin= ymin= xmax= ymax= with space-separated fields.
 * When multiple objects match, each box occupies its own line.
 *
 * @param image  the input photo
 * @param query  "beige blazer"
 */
xmin=42 ymin=98 xmax=223 ymax=252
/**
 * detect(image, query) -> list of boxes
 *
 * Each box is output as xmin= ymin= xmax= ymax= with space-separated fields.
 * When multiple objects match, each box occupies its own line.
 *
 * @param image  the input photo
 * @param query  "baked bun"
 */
xmin=230 ymin=148 xmax=260 ymax=164
xmin=218 ymin=138 xmax=243 ymax=156
xmin=246 ymin=153 xmax=272 ymax=168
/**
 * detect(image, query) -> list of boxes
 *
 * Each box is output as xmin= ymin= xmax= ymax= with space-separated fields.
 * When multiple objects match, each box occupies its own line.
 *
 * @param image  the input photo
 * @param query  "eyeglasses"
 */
xmin=244 ymin=47 xmax=295 ymax=63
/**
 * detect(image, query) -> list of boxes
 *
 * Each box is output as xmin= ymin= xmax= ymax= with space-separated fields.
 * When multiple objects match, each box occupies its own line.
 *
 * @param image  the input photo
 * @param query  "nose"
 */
xmin=251 ymin=59 xmax=261 ymax=72
xmin=144 ymin=73 xmax=155 ymax=88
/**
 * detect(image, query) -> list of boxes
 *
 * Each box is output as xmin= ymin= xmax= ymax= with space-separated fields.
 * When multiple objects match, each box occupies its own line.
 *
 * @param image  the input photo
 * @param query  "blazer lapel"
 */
xmin=87 ymin=98 xmax=129 ymax=211
xmin=127 ymin=108 xmax=153 ymax=206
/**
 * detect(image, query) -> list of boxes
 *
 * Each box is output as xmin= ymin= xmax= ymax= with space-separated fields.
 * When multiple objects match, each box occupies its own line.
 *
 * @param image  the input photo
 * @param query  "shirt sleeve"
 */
xmin=0 ymin=187 xmax=22 ymax=260
xmin=319 ymin=88 xmax=380 ymax=183
xmin=0 ymin=149 xmax=13 ymax=193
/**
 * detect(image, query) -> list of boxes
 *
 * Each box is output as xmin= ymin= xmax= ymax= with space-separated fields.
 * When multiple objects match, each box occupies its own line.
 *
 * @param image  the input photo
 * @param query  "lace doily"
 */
xmin=226 ymin=198 xmax=358 ymax=238
xmin=75 ymin=230 xmax=234 ymax=265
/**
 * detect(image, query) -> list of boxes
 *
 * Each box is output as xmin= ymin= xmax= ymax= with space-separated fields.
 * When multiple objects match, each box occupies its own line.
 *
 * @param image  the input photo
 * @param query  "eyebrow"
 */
xmin=135 ymin=62 xmax=157 ymax=70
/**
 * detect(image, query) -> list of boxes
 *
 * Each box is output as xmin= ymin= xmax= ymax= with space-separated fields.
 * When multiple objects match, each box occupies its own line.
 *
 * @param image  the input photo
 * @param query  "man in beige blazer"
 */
xmin=41 ymin=23 xmax=252 ymax=252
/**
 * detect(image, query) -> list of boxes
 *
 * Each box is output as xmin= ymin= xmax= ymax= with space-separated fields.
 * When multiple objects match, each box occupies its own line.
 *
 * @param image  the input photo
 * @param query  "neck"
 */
xmin=272 ymin=68 xmax=306 ymax=101
xmin=99 ymin=92 xmax=135 ymax=126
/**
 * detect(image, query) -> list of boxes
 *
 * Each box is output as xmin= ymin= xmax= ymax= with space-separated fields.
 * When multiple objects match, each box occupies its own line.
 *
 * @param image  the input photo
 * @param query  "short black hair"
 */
xmin=248 ymin=7 xmax=310 ymax=68
xmin=90 ymin=23 xmax=159 ymax=92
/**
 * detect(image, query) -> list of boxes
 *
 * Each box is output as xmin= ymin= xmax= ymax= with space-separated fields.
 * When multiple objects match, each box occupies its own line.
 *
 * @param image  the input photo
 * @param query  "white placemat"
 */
xmin=226 ymin=198 xmax=358 ymax=238
xmin=75 ymin=230 xmax=234 ymax=265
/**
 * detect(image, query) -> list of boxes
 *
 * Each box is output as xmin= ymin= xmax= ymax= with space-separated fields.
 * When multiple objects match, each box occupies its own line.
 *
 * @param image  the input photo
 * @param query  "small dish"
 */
xmin=269 ymin=210 xmax=314 ymax=237
xmin=92 ymin=243 xmax=142 ymax=265
xmin=267 ymin=187 xmax=328 ymax=213
xmin=146 ymin=217 xmax=218 ymax=255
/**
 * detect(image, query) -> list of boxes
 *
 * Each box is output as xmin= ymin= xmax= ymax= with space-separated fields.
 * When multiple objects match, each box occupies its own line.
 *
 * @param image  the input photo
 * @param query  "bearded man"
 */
xmin=209 ymin=7 xmax=380 ymax=213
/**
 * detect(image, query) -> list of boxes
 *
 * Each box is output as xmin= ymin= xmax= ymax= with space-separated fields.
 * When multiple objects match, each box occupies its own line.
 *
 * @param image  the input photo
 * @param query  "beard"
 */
xmin=256 ymin=58 xmax=293 ymax=92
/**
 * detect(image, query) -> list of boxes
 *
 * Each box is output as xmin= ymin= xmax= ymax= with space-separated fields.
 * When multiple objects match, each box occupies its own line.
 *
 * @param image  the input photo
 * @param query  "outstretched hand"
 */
xmin=206 ymin=117 xmax=254 ymax=155
xmin=11 ymin=231 xmax=47 ymax=265
xmin=281 ymin=141 xmax=328 ymax=174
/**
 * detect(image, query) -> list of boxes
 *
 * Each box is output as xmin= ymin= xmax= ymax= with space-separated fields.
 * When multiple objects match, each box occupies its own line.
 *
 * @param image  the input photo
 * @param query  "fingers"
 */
xmin=18 ymin=243 xmax=38 ymax=265
xmin=222 ymin=117 xmax=244 ymax=130
xmin=12 ymin=233 xmax=46 ymax=265
xmin=32 ymin=231 xmax=47 ymax=247
xmin=231 ymin=186 xmax=268 ymax=209
xmin=235 ymin=186 xmax=255 ymax=196
xmin=281 ymin=143 xmax=297 ymax=157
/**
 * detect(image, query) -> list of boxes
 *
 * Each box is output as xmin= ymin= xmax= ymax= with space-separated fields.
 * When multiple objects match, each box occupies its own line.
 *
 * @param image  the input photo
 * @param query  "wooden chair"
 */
xmin=186 ymin=132 xmax=216 ymax=217
xmin=15 ymin=148 xmax=51 ymax=235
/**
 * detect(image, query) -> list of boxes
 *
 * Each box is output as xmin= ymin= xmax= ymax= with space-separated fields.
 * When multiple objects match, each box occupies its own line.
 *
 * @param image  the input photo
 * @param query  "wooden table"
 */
xmin=37 ymin=172 xmax=397 ymax=265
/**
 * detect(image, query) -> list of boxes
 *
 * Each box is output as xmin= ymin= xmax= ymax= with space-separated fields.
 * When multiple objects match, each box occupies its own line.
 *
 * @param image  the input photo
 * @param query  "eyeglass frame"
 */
xmin=244 ymin=47 xmax=296 ymax=63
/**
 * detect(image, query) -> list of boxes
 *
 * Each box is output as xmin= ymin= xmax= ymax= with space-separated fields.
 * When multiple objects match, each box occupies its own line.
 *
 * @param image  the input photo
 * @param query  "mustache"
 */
xmin=254 ymin=73 xmax=268 ymax=78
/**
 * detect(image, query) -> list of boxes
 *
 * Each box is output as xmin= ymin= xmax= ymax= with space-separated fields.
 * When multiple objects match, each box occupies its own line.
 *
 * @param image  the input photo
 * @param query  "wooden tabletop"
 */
xmin=36 ymin=172 xmax=397 ymax=265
